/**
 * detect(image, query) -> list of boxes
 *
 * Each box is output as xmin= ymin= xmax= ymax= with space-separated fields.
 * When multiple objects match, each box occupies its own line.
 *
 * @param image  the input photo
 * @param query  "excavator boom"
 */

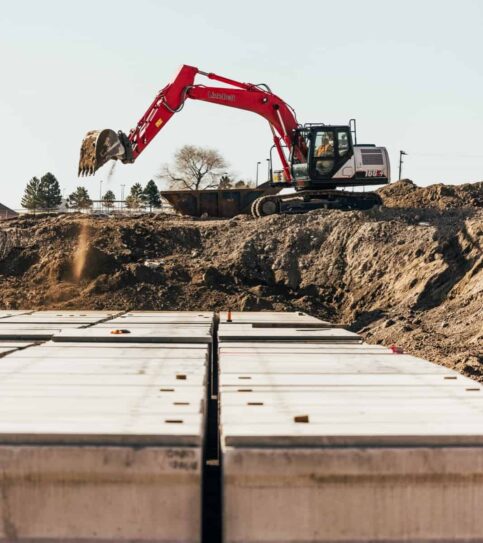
xmin=78 ymin=65 xmax=302 ymax=179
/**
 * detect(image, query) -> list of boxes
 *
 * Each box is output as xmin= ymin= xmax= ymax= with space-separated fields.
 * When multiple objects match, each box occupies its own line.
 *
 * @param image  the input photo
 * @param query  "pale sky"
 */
xmin=1 ymin=0 xmax=482 ymax=208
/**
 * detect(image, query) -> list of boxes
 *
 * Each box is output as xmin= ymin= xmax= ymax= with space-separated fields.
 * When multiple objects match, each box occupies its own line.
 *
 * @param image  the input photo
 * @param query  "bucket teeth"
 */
xmin=78 ymin=129 xmax=125 ymax=177
xmin=78 ymin=130 xmax=101 ymax=177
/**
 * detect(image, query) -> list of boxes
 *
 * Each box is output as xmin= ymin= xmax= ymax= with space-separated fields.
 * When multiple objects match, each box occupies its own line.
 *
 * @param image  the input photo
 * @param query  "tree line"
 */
xmin=21 ymin=145 xmax=254 ymax=212
xmin=21 ymin=176 xmax=162 ymax=212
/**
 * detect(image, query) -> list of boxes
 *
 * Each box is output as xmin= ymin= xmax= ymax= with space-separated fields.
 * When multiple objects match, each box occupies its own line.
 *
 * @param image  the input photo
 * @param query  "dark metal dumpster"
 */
xmin=160 ymin=184 xmax=281 ymax=218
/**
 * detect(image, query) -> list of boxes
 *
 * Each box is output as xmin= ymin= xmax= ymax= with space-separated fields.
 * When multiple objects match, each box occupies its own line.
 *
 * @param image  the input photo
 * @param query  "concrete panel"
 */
xmin=219 ymin=373 xmax=475 ymax=387
xmin=223 ymin=446 xmax=483 ymax=543
xmin=0 ymin=445 xmax=201 ymax=542
xmin=8 ymin=344 xmax=208 ymax=358
xmin=53 ymin=328 xmax=213 ymax=344
xmin=0 ymin=311 xmax=210 ymax=541
xmin=221 ymin=386 xmax=483 ymax=403
xmin=0 ymin=329 xmax=64 ymax=340
xmin=219 ymin=342 xmax=387 ymax=352
xmin=0 ymin=342 xmax=36 ymax=348
xmin=31 ymin=310 xmax=119 ymax=317
xmin=122 ymin=311 xmax=214 ymax=317
xmin=219 ymin=311 xmax=327 ymax=325
xmin=219 ymin=329 xmax=483 ymax=542
xmin=94 ymin=323 xmax=213 ymax=330
xmin=0 ymin=384 xmax=205 ymax=400
xmin=0 ymin=358 xmax=207 ymax=374
xmin=0 ymin=316 xmax=108 ymax=324
xmin=113 ymin=312 xmax=214 ymax=324
xmin=0 ymin=311 xmax=32 ymax=318
xmin=218 ymin=354 xmax=455 ymax=374
xmin=218 ymin=325 xmax=360 ymax=342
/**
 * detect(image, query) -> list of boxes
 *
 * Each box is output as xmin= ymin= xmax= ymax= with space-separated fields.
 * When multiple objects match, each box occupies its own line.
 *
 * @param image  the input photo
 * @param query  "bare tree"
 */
xmin=159 ymin=145 xmax=228 ymax=190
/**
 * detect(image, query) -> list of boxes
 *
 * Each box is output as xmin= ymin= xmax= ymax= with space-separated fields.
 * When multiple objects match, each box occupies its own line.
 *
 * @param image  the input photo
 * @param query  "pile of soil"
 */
xmin=0 ymin=180 xmax=481 ymax=380
xmin=379 ymin=179 xmax=483 ymax=209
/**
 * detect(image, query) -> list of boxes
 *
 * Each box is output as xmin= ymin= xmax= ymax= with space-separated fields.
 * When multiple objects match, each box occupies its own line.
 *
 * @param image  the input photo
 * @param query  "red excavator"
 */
xmin=79 ymin=65 xmax=390 ymax=216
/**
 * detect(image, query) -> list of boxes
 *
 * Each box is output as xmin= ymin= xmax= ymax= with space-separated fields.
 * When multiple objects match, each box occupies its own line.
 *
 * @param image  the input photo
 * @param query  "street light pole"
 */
xmin=255 ymin=161 xmax=261 ymax=186
xmin=99 ymin=180 xmax=103 ymax=211
xmin=399 ymin=151 xmax=407 ymax=180
xmin=121 ymin=184 xmax=125 ymax=212
xmin=266 ymin=158 xmax=271 ymax=182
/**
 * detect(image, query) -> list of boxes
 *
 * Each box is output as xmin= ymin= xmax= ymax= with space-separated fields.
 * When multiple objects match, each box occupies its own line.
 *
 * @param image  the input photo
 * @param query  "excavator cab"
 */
xmin=290 ymin=124 xmax=389 ymax=190
xmin=290 ymin=125 xmax=354 ymax=189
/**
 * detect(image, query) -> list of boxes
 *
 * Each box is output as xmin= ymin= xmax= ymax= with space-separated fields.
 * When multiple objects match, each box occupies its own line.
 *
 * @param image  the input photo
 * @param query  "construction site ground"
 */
xmin=0 ymin=179 xmax=481 ymax=380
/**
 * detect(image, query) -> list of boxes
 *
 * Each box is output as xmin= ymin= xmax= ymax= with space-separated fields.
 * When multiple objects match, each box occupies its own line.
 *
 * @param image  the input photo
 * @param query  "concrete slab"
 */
xmin=0 ymin=357 xmax=207 ymax=376
xmin=219 ymin=342 xmax=387 ymax=352
xmin=0 ymin=311 xmax=211 ymax=542
xmin=0 ymin=445 xmax=201 ymax=541
xmin=113 ymin=312 xmax=214 ymax=324
xmin=8 ymin=344 xmax=209 ymax=358
xmin=0 ymin=341 xmax=37 ymax=348
xmin=121 ymin=311 xmax=214 ymax=317
xmin=219 ymin=373 xmax=475 ymax=387
xmin=31 ymin=310 xmax=119 ymax=317
xmin=0 ymin=323 xmax=84 ymax=329
xmin=219 ymin=326 xmax=483 ymax=542
xmin=0 ymin=384 xmax=206 ymax=399
xmin=219 ymin=311 xmax=327 ymax=324
xmin=0 ymin=315 xmax=108 ymax=324
xmin=53 ymin=328 xmax=213 ymax=344
xmin=94 ymin=322 xmax=213 ymax=330
xmin=218 ymin=325 xmax=360 ymax=342
xmin=221 ymin=386 xmax=483 ymax=403
xmin=0 ymin=310 xmax=33 ymax=318
xmin=0 ymin=329 xmax=63 ymax=340
xmin=223 ymin=446 xmax=483 ymax=542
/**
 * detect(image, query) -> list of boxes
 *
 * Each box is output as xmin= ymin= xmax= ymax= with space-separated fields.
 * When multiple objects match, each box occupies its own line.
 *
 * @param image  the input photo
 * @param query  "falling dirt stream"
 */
xmin=72 ymin=222 xmax=89 ymax=281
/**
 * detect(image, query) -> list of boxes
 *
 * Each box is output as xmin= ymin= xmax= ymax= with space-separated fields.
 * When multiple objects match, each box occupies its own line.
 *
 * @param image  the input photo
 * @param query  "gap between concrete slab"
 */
xmin=202 ymin=312 xmax=222 ymax=543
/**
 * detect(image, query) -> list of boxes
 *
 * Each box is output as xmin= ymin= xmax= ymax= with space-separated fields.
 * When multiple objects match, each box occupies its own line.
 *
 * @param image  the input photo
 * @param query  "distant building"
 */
xmin=0 ymin=202 xmax=18 ymax=220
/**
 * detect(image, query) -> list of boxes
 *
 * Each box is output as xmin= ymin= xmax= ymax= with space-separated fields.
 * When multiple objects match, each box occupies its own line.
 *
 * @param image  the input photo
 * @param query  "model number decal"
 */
xmin=366 ymin=170 xmax=383 ymax=177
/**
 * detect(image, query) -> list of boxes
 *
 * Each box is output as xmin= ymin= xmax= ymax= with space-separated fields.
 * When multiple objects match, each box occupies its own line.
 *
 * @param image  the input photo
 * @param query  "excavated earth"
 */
xmin=0 ymin=179 xmax=482 ymax=379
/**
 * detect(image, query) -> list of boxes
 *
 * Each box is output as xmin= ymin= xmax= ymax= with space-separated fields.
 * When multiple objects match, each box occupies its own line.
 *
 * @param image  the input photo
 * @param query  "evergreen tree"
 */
xmin=39 ymin=172 xmax=62 ymax=209
xmin=125 ymin=182 xmax=147 ymax=210
xmin=21 ymin=177 xmax=43 ymax=211
xmin=67 ymin=187 xmax=92 ymax=210
xmin=102 ymin=190 xmax=116 ymax=211
xmin=143 ymin=179 xmax=161 ymax=211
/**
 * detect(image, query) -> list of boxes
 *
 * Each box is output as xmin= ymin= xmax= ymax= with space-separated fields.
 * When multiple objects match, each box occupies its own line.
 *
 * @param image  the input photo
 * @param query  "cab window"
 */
xmin=314 ymin=131 xmax=335 ymax=157
xmin=338 ymin=131 xmax=350 ymax=157
xmin=313 ymin=130 xmax=335 ymax=176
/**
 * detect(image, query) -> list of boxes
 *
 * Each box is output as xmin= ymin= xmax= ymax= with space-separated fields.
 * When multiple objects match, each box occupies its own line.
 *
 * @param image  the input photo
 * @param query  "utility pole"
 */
xmin=255 ymin=161 xmax=261 ymax=186
xmin=399 ymin=151 xmax=407 ymax=180
xmin=121 ymin=184 xmax=125 ymax=212
xmin=99 ymin=180 xmax=103 ymax=211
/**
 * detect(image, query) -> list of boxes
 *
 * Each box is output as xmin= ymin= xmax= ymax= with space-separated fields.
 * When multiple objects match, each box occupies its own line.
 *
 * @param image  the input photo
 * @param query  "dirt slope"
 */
xmin=0 ymin=180 xmax=481 ymax=379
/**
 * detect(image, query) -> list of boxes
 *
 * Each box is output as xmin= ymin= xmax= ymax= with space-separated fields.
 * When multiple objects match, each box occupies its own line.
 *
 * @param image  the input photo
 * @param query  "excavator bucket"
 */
xmin=78 ymin=129 xmax=126 ymax=176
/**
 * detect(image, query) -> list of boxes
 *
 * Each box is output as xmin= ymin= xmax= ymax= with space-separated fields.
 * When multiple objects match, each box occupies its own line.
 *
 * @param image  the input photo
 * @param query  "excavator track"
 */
xmin=250 ymin=190 xmax=382 ymax=217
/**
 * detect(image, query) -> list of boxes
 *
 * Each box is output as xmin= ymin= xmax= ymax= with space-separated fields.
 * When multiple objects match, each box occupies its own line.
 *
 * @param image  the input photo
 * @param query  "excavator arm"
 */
xmin=78 ymin=65 xmax=305 ymax=180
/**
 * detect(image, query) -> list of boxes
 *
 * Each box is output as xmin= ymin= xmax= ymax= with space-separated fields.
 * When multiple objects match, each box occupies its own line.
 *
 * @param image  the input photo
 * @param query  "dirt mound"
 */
xmin=378 ymin=179 xmax=483 ymax=209
xmin=0 ymin=181 xmax=481 ymax=380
